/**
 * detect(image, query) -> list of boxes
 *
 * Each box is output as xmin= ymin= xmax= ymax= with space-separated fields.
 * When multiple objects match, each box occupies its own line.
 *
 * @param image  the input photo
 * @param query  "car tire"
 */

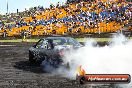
xmin=41 ymin=56 xmax=54 ymax=72
xmin=29 ymin=51 xmax=36 ymax=63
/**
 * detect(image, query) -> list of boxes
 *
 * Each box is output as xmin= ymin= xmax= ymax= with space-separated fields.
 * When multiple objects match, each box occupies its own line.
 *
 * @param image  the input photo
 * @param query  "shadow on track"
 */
xmin=13 ymin=60 xmax=45 ymax=73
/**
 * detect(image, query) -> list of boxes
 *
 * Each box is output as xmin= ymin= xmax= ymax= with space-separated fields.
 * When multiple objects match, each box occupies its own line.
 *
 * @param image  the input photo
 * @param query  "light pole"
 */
xmin=7 ymin=0 xmax=9 ymax=14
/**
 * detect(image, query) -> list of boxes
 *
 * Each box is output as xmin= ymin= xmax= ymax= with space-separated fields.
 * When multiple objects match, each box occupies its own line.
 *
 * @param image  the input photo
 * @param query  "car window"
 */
xmin=53 ymin=40 xmax=62 ymax=44
xmin=35 ymin=39 xmax=44 ymax=48
xmin=36 ymin=39 xmax=48 ymax=49
xmin=35 ymin=38 xmax=82 ymax=49
xmin=53 ymin=39 xmax=67 ymax=45
xmin=41 ymin=40 xmax=49 ymax=49
xmin=67 ymin=38 xmax=82 ymax=46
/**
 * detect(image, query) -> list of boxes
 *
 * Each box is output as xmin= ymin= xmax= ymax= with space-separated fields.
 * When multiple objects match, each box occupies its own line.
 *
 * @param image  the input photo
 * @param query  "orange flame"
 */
xmin=77 ymin=65 xmax=86 ymax=76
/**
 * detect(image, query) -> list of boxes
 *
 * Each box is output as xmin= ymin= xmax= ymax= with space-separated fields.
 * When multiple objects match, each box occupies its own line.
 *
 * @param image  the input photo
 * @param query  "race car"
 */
xmin=29 ymin=37 xmax=83 ymax=68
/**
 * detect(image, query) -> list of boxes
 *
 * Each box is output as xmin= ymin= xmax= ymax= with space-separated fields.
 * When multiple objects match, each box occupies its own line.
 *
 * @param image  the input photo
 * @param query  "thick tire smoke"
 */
xmin=62 ymin=34 xmax=132 ymax=88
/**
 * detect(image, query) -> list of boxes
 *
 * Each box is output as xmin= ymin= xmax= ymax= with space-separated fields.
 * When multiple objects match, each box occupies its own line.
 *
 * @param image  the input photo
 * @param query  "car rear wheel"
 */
xmin=29 ymin=51 xmax=36 ymax=63
xmin=41 ymin=56 xmax=55 ymax=72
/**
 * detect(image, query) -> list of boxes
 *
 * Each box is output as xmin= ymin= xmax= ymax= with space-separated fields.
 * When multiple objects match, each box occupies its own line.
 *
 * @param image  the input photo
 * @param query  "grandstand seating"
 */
xmin=0 ymin=0 xmax=131 ymax=37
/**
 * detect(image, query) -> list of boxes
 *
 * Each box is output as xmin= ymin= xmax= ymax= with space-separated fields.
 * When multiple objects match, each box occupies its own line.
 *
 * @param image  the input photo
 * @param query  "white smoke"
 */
xmin=62 ymin=34 xmax=132 ymax=87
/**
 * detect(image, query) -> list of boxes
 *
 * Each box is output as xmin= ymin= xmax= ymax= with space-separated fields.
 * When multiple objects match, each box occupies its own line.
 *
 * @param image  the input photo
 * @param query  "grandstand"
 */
xmin=0 ymin=0 xmax=131 ymax=38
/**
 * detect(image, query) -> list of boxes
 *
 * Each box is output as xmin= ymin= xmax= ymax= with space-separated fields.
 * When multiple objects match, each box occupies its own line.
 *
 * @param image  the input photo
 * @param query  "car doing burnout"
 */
xmin=29 ymin=37 xmax=83 ymax=68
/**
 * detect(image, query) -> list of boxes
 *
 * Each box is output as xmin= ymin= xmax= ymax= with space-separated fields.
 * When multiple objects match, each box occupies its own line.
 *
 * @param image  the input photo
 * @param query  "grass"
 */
xmin=0 ymin=39 xmax=22 ymax=42
xmin=0 ymin=37 xmax=131 ymax=43
xmin=0 ymin=38 xmax=111 ymax=43
xmin=0 ymin=39 xmax=39 ymax=42
xmin=76 ymin=38 xmax=111 ymax=42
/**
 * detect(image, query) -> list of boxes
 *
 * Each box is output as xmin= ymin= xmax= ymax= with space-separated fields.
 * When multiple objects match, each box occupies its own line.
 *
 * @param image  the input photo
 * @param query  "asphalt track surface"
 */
xmin=0 ymin=42 xmax=115 ymax=88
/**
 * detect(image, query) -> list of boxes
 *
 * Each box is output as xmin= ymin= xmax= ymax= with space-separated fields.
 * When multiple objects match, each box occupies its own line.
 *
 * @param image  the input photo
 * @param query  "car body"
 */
xmin=29 ymin=37 xmax=83 ymax=68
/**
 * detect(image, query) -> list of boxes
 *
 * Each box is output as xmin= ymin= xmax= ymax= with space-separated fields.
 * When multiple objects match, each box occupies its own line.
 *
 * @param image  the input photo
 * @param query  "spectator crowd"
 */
xmin=0 ymin=0 xmax=131 ymax=37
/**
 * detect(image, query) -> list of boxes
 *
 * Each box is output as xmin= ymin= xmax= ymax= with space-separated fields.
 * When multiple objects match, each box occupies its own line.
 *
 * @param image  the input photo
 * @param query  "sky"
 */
xmin=0 ymin=0 xmax=66 ymax=15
